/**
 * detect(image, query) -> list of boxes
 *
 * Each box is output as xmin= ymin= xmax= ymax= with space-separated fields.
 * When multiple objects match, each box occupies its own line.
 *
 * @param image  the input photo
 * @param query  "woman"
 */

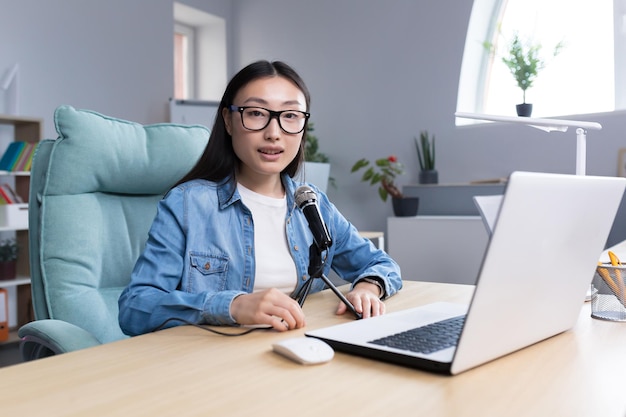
xmin=118 ymin=60 xmax=402 ymax=336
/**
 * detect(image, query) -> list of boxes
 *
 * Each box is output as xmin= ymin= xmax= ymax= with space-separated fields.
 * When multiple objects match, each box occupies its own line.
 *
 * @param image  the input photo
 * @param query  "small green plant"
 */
xmin=304 ymin=122 xmax=336 ymax=188
xmin=415 ymin=131 xmax=435 ymax=171
xmin=0 ymin=238 xmax=18 ymax=262
xmin=304 ymin=123 xmax=328 ymax=163
xmin=484 ymin=32 xmax=564 ymax=103
xmin=351 ymin=155 xmax=404 ymax=202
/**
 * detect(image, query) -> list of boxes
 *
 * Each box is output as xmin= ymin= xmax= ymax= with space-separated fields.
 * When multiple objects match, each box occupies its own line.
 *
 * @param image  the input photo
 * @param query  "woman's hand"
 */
xmin=230 ymin=288 xmax=306 ymax=331
xmin=337 ymin=281 xmax=386 ymax=318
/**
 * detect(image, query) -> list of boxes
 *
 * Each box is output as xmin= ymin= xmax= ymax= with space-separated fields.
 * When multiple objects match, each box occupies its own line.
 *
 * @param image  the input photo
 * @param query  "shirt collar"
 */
xmin=217 ymin=174 xmax=299 ymax=210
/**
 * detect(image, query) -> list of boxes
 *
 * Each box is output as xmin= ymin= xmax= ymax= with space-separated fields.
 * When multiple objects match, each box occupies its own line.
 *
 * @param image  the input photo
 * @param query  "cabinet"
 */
xmin=0 ymin=114 xmax=41 ymax=344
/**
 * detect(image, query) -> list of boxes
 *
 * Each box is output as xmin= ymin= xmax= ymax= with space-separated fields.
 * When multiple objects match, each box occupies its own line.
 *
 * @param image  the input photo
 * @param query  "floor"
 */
xmin=0 ymin=342 xmax=22 ymax=367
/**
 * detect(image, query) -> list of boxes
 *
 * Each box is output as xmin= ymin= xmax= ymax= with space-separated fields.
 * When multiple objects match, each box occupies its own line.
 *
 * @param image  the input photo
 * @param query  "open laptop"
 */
xmin=307 ymin=171 xmax=626 ymax=375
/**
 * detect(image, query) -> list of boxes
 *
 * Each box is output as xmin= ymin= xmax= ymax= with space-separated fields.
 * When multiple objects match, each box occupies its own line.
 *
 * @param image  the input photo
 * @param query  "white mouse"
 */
xmin=272 ymin=337 xmax=334 ymax=365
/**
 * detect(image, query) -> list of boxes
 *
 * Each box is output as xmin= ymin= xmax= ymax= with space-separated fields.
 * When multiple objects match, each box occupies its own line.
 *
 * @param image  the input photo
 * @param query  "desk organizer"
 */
xmin=592 ymin=265 xmax=626 ymax=321
xmin=0 ymin=203 xmax=28 ymax=229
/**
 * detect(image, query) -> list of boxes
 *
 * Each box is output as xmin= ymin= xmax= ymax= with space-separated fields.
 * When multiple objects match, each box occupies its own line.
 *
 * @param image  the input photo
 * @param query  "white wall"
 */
xmin=1 ymin=0 xmax=625 ymax=243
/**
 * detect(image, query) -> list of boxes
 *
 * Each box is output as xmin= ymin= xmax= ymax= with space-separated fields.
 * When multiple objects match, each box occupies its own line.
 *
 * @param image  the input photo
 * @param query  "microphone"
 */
xmin=294 ymin=186 xmax=332 ymax=251
xmin=293 ymin=185 xmax=361 ymax=319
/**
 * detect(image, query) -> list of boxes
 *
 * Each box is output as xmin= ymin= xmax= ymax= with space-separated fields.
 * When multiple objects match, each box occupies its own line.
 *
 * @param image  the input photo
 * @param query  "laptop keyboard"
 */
xmin=369 ymin=315 xmax=466 ymax=355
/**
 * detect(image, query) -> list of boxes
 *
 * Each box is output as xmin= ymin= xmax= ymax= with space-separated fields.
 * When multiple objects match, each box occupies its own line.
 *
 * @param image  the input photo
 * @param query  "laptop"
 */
xmin=306 ymin=171 xmax=626 ymax=375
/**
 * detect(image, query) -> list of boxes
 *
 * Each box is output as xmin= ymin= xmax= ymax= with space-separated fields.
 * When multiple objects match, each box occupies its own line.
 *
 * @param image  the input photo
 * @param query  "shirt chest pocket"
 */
xmin=188 ymin=253 xmax=229 ymax=291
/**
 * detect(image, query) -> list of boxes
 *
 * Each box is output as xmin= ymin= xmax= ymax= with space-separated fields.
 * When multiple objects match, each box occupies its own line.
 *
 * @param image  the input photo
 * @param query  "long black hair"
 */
xmin=176 ymin=60 xmax=311 ymax=186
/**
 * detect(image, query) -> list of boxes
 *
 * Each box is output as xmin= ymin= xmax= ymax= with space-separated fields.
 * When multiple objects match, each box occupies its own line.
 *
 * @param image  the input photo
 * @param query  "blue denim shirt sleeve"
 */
xmin=118 ymin=181 xmax=248 ymax=336
xmin=118 ymin=176 xmax=403 ymax=336
xmin=313 ymin=187 xmax=402 ymax=299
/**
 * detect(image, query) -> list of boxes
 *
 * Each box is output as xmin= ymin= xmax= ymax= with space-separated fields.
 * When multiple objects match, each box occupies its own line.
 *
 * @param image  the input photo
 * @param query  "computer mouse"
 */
xmin=272 ymin=336 xmax=334 ymax=365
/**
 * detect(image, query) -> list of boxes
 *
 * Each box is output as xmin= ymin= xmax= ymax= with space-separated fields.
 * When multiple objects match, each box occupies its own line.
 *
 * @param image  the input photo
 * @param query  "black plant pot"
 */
xmin=392 ymin=197 xmax=419 ymax=217
xmin=418 ymin=169 xmax=438 ymax=184
xmin=516 ymin=103 xmax=533 ymax=117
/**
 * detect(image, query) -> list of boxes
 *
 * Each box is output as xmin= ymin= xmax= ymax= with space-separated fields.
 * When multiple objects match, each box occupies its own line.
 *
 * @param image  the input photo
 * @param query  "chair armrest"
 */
xmin=18 ymin=319 xmax=102 ymax=361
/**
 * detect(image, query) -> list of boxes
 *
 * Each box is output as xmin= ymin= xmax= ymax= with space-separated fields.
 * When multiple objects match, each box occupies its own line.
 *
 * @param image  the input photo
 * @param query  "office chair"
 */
xmin=18 ymin=105 xmax=209 ymax=361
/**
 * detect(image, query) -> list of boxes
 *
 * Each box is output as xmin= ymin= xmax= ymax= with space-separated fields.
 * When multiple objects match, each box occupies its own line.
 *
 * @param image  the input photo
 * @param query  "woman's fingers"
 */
xmin=231 ymin=288 xmax=305 ymax=330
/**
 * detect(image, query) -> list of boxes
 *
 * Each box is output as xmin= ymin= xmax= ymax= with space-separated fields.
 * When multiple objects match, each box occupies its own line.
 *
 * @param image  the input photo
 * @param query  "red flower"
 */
xmin=351 ymin=155 xmax=405 ymax=202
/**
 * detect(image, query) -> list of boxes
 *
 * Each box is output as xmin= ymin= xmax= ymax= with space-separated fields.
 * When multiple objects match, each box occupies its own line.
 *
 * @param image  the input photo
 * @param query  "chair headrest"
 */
xmin=48 ymin=105 xmax=210 ymax=195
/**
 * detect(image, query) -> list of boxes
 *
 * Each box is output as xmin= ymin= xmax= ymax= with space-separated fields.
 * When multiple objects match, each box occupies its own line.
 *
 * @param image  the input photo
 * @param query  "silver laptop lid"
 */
xmin=452 ymin=171 xmax=626 ymax=374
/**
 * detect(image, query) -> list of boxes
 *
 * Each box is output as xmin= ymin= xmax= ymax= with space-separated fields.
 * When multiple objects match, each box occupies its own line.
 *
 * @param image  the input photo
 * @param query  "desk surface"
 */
xmin=1 ymin=281 xmax=625 ymax=417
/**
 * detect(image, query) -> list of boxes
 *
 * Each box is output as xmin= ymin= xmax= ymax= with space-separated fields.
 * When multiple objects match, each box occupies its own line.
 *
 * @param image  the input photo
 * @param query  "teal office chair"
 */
xmin=18 ymin=105 xmax=209 ymax=361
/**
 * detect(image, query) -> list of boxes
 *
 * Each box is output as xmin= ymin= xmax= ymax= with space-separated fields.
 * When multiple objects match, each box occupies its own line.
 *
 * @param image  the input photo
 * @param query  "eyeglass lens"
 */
xmin=240 ymin=107 xmax=307 ymax=134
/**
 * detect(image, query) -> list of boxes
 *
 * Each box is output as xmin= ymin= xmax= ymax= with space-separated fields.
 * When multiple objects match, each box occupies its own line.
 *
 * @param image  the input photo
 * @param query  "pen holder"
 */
xmin=591 ymin=265 xmax=626 ymax=321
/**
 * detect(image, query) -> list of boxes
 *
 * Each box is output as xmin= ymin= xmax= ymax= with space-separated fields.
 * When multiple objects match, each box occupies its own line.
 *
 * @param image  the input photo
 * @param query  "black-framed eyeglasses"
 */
xmin=229 ymin=105 xmax=310 ymax=134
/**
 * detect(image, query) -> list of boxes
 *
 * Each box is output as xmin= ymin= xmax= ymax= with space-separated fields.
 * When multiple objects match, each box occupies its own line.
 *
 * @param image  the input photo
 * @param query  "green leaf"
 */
xmin=378 ymin=187 xmax=388 ymax=202
xmin=414 ymin=136 xmax=424 ymax=171
xmin=415 ymin=131 xmax=435 ymax=171
xmin=361 ymin=167 xmax=374 ymax=182
xmin=351 ymin=158 xmax=369 ymax=172
xmin=370 ymin=172 xmax=382 ymax=185
xmin=375 ymin=158 xmax=390 ymax=167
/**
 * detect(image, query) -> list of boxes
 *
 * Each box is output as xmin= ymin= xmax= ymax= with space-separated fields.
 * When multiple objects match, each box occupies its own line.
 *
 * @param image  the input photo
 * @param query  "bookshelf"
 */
xmin=0 ymin=114 xmax=41 ymax=345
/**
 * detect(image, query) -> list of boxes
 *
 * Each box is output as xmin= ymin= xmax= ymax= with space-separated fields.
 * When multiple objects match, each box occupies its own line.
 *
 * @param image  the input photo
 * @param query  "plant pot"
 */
xmin=418 ymin=169 xmax=438 ymax=184
xmin=0 ymin=260 xmax=17 ymax=280
xmin=516 ymin=103 xmax=533 ymax=117
xmin=392 ymin=197 xmax=419 ymax=217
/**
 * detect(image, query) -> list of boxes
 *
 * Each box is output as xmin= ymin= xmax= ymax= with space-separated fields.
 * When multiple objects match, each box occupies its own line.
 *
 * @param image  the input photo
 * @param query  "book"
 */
xmin=0 ymin=142 xmax=25 ymax=171
xmin=23 ymin=143 xmax=37 ymax=171
xmin=1 ymin=183 xmax=22 ymax=203
xmin=13 ymin=143 xmax=36 ymax=172
xmin=0 ymin=186 xmax=13 ymax=205
xmin=9 ymin=142 xmax=29 ymax=171
xmin=0 ymin=289 xmax=8 ymax=342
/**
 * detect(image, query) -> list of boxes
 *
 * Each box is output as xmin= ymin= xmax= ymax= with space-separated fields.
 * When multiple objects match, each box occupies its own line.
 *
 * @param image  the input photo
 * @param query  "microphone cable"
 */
xmin=152 ymin=317 xmax=274 ymax=336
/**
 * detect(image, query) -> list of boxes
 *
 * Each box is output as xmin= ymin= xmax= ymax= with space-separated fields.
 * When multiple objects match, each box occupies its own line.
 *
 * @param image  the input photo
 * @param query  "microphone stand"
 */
xmin=294 ymin=244 xmax=363 ymax=320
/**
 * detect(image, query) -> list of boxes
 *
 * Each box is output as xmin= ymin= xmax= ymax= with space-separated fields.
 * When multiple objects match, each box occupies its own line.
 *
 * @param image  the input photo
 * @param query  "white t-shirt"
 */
xmin=237 ymin=183 xmax=297 ymax=294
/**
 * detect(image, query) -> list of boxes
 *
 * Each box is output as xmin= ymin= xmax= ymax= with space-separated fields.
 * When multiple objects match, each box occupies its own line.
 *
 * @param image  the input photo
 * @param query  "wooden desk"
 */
xmin=1 ymin=281 xmax=625 ymax=417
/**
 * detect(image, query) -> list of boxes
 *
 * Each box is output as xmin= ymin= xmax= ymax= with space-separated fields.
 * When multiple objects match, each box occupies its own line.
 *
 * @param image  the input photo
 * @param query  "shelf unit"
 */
xmin=0 ymin=114 xmax=42 ymax=344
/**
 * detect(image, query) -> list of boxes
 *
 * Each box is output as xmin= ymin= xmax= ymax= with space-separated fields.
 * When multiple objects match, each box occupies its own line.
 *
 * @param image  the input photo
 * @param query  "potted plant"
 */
xmin=0 ymin=238 xmax=18 ymax=280
xmin=351 ymin=155 xmax=418 ymax=216
xmin=415 ymin=130 xmax=437 ymax=184
xmin=484 ymin=32 xmax=564 ymax=117
xmin=302 ymin=123 xmax=334 ymax=191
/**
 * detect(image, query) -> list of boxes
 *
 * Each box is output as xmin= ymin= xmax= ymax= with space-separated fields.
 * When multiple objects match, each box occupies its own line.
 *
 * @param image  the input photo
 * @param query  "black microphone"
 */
xmin=294 ymin=185 xmax=332 ymax=251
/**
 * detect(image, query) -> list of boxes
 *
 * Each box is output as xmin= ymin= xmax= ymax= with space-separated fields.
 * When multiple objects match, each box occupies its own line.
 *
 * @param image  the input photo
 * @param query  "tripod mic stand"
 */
xmin=294 ymin=244 xmax=363 ymax=320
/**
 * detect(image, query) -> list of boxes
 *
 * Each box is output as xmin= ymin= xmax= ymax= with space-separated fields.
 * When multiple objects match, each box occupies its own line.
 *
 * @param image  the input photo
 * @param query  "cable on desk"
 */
xmin=152 ymin=317 xmax=272 ymax=336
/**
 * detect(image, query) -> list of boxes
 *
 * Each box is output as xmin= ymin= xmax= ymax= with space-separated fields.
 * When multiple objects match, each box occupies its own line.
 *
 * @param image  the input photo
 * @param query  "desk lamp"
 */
xmin=455 ymin=112 xmax=602 ymax=176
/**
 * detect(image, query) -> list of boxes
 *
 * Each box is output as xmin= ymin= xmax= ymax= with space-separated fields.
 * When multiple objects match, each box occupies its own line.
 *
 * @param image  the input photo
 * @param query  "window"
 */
xmin=173 ymin=3 xmax=227 ymax=101
xmin=458 ymin=0 xmax=622 ymax=120
xmin=174 ymin=23 xmax=195 ymax=100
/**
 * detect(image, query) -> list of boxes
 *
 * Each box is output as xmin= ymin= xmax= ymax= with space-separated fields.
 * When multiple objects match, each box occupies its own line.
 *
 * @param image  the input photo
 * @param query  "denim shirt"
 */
xmin=118 ymin=175 xmax=402 ymax=336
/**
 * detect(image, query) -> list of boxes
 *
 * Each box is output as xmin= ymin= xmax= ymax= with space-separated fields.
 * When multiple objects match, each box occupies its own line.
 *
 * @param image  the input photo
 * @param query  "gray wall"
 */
xmin=0 ymin=0 xmax=174 ymax=133
xmin=1 ymin=0 xmax=625 ymax=243
xmin=230 ymin=0 xmax=626 ymax=245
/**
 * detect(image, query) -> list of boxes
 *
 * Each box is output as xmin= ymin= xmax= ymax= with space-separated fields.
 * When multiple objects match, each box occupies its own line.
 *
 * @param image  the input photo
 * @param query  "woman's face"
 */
xmin=223 ymin=76 xmax=307 ymax=186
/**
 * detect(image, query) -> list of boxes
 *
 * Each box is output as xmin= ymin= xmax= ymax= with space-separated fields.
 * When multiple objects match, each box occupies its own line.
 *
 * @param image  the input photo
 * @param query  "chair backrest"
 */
xmin=29 ymin=105 xmax=209 ymax=344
